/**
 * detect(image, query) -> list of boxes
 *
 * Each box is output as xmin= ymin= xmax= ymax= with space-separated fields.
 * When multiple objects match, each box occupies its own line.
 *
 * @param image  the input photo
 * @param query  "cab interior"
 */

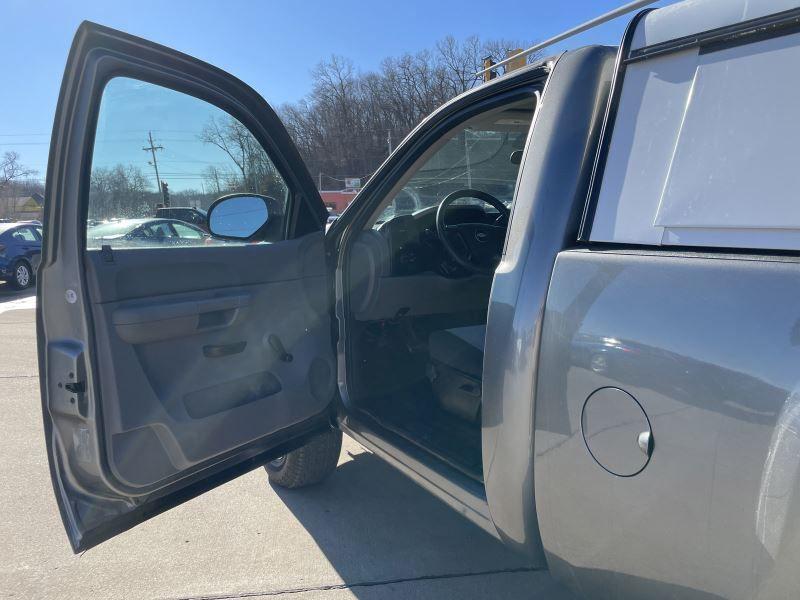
xmin=342 ymin=94 xmax=537 ymax=482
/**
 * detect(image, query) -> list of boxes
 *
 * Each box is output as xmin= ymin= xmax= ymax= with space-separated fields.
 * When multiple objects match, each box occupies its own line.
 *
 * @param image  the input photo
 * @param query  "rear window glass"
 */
xmin=589 ymin=31 xmax=800 ymax=251
xmin=13 ymin=227 xmax=38 ymax=242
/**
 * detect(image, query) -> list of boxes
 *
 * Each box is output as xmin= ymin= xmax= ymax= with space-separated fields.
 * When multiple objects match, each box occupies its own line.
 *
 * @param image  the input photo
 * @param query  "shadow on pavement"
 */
xmin=0 ymin=280 xmax=36 ymax=300
xmin=272 ymin=446 xmax=568 ymax=598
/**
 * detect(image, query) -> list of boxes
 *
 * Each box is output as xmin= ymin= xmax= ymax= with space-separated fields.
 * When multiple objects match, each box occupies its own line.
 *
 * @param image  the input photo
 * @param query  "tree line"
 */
xmin=280 ymin=36 xmax=538 ymax=189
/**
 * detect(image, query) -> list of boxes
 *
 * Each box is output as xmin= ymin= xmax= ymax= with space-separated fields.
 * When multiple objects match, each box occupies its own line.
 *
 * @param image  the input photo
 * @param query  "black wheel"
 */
xmin=265 ymin=428 xmax=342 ymax=489
xmin=11 ymin=261 xmax=32 ymax=290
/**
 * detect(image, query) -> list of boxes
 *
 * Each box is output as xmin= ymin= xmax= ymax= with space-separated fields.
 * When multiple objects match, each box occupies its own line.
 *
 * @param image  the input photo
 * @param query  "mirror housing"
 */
xmin=207 ymin=193 xmax=271 ymax=240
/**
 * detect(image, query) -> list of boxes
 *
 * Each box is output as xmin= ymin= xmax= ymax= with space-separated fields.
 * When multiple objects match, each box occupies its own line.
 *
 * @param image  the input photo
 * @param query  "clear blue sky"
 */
xmin=1 ymin=0 xmax=671 ymax=179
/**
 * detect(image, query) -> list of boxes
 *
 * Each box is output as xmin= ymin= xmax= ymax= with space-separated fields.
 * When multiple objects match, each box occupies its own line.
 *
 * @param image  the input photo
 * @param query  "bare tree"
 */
xmin=436 ymin=35 xmax=485 ymax=93
xmin=200 ymin=116 xmax=257 ymax=184
xmin=199 ymin=116 xmax=287 ymax=198
xmin=202 ymin=165 xmax=227 ymax=195
xmin=280 ymin=35 xmax=541 ymax=189
xmin=89 ymin=164 xmax=154 ymax=220
xmin=0 ymin=152 xmax=37 ymax=191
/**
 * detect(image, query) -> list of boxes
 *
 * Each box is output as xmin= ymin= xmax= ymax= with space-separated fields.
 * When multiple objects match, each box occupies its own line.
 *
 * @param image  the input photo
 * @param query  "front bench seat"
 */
xmin=428 ymin=325 xmax=485 ymax=421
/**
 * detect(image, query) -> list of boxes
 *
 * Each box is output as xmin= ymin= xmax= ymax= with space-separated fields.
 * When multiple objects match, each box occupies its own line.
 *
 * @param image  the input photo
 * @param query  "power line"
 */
xmin=0 ymin=133 xmax=49 ymax=137
xmin=0 ymin=142 xmax=50 ymax=146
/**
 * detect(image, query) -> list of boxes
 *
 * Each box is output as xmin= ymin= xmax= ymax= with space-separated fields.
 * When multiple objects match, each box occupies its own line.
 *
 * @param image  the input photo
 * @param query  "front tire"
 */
xmin=265 ymin=428 xmax=342 ymax=489
xmin=11 ymin=261 xmax=32 ymax=290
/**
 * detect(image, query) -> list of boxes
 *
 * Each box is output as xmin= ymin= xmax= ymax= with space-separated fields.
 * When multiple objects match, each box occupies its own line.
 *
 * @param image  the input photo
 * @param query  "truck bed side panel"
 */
xmin=535 ymin=248 xmax=800 ymax=599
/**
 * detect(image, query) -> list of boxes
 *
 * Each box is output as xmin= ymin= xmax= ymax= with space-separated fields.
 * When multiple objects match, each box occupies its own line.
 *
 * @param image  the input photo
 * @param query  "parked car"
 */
xmin=0 ymin=222 xmax=42 ymax=289
xmin=86 ymin=218 xmax=210 ymax=247
xmin=155 ymin=206 xmax=208 ymax=231
xmin=325 ymin=211 xmax=339 ymax=232
xmin=37 ymin=2 xmax=800 ymax=598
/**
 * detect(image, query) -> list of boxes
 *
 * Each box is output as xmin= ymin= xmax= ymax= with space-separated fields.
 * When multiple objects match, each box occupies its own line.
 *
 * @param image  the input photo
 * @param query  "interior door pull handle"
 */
xmin=203 ymin=341 xmax=247 ymax=358
xmin=268 ymin=335 xmax=293 ymax=362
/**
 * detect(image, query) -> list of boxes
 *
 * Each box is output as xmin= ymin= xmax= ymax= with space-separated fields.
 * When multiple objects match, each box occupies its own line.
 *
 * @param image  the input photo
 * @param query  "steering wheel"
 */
xmin=435 ymin=189 xmax=510 ymax=275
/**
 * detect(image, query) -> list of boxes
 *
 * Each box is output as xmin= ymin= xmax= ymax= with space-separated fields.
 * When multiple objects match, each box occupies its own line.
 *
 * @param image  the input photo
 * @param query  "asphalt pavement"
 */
xmin=0 ymin=282 xmax=574 ymax=599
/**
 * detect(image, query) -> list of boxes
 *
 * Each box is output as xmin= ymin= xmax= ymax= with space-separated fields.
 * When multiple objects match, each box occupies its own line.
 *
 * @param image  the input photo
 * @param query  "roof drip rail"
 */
xmin=475 ymin=0 xmax=661 ymax=77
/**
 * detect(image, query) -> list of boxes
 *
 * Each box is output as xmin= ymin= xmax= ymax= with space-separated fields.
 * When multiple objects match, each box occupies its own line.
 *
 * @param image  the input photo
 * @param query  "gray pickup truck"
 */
xmin=38 ymin=1 xmax=800 ymax=597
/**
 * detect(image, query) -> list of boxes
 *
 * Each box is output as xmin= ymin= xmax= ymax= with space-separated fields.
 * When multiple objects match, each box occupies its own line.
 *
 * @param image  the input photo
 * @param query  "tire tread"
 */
xmin=266 ymin=428 xmax=342 ymax=489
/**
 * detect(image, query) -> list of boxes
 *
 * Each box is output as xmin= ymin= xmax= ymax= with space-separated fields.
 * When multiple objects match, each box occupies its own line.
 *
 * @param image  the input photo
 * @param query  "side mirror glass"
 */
xmin=207 ymin=194 xmax=270 ymax=240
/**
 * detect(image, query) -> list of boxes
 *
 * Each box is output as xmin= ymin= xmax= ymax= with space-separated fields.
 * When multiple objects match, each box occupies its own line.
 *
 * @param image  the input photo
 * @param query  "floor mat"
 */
xmin=363 ymin=379 xmax=483 ymax=481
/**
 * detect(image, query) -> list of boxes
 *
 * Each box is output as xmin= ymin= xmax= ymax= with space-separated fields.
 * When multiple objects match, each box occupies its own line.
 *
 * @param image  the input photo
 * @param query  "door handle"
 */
xmin=268 ymin=335 xmax=293 ymax=362
xmin=203 ymin=341 xmax=247 ymax=358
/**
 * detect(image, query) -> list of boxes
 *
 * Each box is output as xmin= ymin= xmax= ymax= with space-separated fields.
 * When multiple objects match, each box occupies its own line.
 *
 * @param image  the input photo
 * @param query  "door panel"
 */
xmin=536 ymin=250 xmax=800 ymax=598
xmin=84 ymin=233 xmax=333 ymax=491
xmin=39 ymin=22 xmax=334 ymax=551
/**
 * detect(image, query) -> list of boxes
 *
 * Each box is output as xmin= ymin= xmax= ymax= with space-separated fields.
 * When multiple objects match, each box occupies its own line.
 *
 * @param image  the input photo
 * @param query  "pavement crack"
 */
xmin=167 ymin=566 xmax=544 ymax=599
xmin=0 ymin=374 xmax=38 ymax=379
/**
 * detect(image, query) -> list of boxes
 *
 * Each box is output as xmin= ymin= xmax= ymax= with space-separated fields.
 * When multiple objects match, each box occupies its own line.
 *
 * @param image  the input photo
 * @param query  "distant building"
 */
xmin=0 ymin=193 xmax=44 ymax=221
xmin=320 ymin=190 xmax=358 ymax=213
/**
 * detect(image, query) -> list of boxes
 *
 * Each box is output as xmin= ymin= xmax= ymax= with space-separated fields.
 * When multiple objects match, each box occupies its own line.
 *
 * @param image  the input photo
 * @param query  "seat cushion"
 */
xmin=428 ymin=325 xmax=486 ymax=379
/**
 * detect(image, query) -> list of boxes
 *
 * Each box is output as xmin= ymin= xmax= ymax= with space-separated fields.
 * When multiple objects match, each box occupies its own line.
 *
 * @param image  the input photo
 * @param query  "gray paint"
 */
xmin=536 ymin=3 xmax=800 ymax=596
xmin=85 ymin=234 xmax=334 ymax=490
xmin=581 ymin=387 xmax=652 ymax=477
xmin=481 ymin=46 xmax=616 ymax=557
xmin=535 ymin=249 xmax=800 ymax=599
xmin=40 ymin=22 xmax=335 ymax=551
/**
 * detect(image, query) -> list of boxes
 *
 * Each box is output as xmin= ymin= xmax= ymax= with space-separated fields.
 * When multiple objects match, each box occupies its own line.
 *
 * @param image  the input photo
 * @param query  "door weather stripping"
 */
xmin=475 ymin=0 xmax=661 ymax=77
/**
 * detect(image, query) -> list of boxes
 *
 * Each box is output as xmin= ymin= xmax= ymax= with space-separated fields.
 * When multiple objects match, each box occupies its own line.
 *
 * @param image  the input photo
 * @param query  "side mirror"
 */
xmin=207 ymin=193 xmax=270 ymax=240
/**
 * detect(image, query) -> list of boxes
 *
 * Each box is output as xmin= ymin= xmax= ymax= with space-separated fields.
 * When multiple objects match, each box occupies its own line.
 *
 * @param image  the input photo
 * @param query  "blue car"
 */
xmin=0 ymin=222 xmax=43 ymax=290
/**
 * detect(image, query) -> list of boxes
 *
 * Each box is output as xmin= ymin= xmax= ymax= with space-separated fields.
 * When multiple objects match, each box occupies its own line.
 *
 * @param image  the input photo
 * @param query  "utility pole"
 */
xmin=387 ymin=129 xmax=393 ymax=155
xmin=318 ymin=172 xmax=323 ymax=191
xmin=143 ymin=131 xmax=164 ymax=202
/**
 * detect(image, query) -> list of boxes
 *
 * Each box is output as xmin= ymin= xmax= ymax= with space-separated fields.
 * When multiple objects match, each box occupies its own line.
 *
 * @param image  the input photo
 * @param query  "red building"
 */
xmin=320 ymin=190 xmax=358 ymax=214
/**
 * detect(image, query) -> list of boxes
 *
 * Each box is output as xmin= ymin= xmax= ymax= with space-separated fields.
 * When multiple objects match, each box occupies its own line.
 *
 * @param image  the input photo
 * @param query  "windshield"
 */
xmin=373 ymin=96 xmax=534 ymax=225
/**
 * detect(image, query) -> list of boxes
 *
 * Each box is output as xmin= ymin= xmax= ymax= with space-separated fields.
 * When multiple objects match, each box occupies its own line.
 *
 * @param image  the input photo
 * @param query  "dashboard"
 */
xmin=376 ymin=205 xmax=504 ymax=277
xmin=347 ymin=205 xmax=502 ymax=321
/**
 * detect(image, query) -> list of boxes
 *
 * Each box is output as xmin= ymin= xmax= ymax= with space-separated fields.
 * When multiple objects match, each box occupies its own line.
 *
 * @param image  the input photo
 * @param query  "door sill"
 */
xmin=338 ymin=412 xmax=496 ymax=538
